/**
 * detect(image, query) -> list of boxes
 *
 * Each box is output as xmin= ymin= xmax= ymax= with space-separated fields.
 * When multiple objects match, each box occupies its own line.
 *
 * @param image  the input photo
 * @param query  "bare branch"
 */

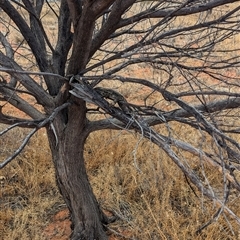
xmin=0 ymin=67 xmax=67 ymax=81
xmin=53 ymin=0 xmax=73 ymax=76
xmin=0 ymin=128 xmax=37 ymax=169
xmin=0 ymin=53 xmax=54 ymax=107
xmin=0 ymin=32 xmax=17 ymax=87
xmin=0 ymin=102 xmax=70 ymax=168
xmin=21 ymin=0 xmax=54 ymax=53
xmin=118 ymin=0 xmax=240 ymax=28
xmin=90 ymin=0 xmax=116 ymax=17
xmin=66 ymin=0 xmax=82 ymax=30
xmin=90 ymin=0 xmax=136 ymax=57
xmin=0 ymin=109 xmax=44 ymax=127
xmin=0 ymin=86 xmax=45 ymax=120
xmin=0 ymin=0 xmax=49 ymax=72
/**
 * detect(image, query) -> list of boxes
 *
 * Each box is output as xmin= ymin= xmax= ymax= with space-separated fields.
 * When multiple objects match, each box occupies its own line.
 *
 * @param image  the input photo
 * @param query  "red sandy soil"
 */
xmin=43 ymin=209 xmax=71 ymax=240
xmin=43 ymin=208 xmax=131 ymax=239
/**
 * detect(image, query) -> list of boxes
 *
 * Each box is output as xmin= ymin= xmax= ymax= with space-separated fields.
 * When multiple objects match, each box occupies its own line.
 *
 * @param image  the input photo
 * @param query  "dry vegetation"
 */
xmin=1 ymin=2 xmax=240 ymax=240
xmin=2 ymin=123 xmax=240 ymax=239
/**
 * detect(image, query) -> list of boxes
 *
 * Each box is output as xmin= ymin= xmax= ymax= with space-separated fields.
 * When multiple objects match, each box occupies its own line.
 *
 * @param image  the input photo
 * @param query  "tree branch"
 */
xmin=0 ymin=85 xmax=45 ymax=120
xmin=0 ymin=0 xmax=49 ymax=72
xmin=90 ymin=0 xmax=115 ymax=17
xmin=90 ymin=0 xmax=136 ymax=57
xmin=53 ymin=0 xmax=73 ymax=76
xmin=84 ymin=5 xmax=240 ymax=76
xmin=0 ymin=32 xmax=17 ymax=87
xmin=118 ymin=0 xmax=240 ymax=28
xmin=66 ymin=0 xmax=82 ymax=30
xmin=0 ymin=102 xmax=70 ymax=168
xmin=0 ymin=53 xmax=54 ymax=107
xmin=0 ymin=127 xmax=37 ymax=169
xmin=21 ymin=0 xmax=54 ymax=53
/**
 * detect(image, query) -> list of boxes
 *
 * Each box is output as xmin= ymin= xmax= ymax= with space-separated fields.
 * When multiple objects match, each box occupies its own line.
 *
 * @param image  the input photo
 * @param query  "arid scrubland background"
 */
xmin=1 ymin=2 xmax=240 ymax=240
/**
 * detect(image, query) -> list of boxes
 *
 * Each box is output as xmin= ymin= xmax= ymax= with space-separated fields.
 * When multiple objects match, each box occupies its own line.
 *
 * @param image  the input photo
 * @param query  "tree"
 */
xmin=1 ymin=0 xmax=240 ymax=239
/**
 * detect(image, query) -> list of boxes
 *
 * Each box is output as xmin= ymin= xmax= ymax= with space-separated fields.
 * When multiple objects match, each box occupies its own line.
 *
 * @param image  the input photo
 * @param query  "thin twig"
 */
xmin=0 ymin=67 xmax=67 ymax=80
xmin=0 ymin=102 xmax=70 ymax=168
xmin=0 ymin=128 xmax=37 ymax=169
xmin=0 ymin=121 xmax=38 ymax=136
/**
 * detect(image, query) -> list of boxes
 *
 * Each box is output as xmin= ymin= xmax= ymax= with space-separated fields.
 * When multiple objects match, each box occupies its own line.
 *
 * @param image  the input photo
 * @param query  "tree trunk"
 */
xmin=46 ymin=100 xmax=108 ymax=240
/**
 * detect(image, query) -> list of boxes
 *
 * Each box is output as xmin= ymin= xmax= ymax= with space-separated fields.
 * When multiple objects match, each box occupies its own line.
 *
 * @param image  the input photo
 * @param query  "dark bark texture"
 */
xmin=47 ymin=102 xmax=109 ymax=240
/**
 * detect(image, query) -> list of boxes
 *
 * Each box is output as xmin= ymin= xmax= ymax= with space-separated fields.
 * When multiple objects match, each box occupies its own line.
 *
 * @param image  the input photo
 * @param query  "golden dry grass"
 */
xmin=1 ymin=125 xmax=240 ymax=239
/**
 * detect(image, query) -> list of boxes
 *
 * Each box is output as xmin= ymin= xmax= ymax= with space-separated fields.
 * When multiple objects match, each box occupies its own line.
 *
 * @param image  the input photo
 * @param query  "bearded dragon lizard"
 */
xmin=94 ymin=87 xmax=132 ymax=114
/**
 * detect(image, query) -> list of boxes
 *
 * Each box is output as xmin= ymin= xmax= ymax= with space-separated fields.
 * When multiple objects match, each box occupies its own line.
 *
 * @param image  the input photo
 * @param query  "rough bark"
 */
xmin=47 ymin=101 xmax=109 ymax=240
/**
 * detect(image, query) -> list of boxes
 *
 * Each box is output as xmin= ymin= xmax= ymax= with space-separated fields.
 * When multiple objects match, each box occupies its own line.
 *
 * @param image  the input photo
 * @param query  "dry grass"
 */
xmin=0 ymin=127 xmax=62 ymax=240
xmin=1 ymin=125 xmax=240 ymax=239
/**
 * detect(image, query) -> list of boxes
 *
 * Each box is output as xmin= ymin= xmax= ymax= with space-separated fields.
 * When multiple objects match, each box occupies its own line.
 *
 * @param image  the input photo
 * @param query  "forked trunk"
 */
xmin=46 ymin=101 xmax=108 ymax=240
